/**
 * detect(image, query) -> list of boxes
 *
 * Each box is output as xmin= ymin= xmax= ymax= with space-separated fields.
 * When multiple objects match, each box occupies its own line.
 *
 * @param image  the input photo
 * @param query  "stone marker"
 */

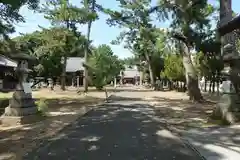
xmin=1 ymin=53 xmax=41 ymax=126
xmin=48 ymin=78 xmax=54 ymax=90
xmin=213 ymin=0 xmax=240 ymax=124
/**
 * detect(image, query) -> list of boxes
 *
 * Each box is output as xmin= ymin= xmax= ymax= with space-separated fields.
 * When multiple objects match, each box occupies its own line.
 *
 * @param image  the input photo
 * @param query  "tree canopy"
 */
xmin=87 ymin=44 xmax=124 ymax=89
xmin=0 ymin=0 xmax=40 ymax=37
xmin=0 ymin=0 xmax=230 ymax=101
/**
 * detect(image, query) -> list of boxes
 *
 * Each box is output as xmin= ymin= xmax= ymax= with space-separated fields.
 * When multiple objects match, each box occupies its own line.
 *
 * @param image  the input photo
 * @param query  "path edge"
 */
xmin=23 ymin=93 xmax=115 ymax=158
xmin=144 ymin=98 xmax=207 ymax=160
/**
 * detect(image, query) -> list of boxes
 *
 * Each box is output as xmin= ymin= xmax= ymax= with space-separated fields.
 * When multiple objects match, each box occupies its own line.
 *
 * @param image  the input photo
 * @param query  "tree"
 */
xmin=87 ymin=44 xmax=123 ymax=90
xmin=103 ymin=0 xmax=162 ymax=87
xmin=157 ymin=0 xmax=215 ymax=101
xmin=13 ymin=27 xmax=87 ymax=81
xmin=151 ymin=32 xmax=167 ymax=80
xmin=0 ymin=0 xmax=40 ymax=56
xmin=82 ymin=0 xmax=98 ymax=92
xmin=41 ymin=0 xmax=96 ymax=90
xmin=0 ymin=0 xmax=39 ymax=37
xmin=123 ymin=57 xmax=137 ymax=67
xmin=162 ymin=54 xmax=185 ymax=82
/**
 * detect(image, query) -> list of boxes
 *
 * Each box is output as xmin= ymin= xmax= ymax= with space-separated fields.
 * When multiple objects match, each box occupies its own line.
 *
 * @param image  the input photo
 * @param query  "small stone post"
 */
xmin=48 ymin=78 xmax=53 ymax=90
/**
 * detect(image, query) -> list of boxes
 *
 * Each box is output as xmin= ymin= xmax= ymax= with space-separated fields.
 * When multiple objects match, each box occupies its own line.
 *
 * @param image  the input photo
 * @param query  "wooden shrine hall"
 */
xmin=0 ymin=54 xmax=18 ymax=91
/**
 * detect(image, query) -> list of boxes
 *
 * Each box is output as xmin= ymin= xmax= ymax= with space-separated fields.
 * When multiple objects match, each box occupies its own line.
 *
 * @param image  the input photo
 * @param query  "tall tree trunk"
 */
xmin=61 ymin=57 xmax=66 ymax=91
xmin=204 ymin=80 xmax=207 ymax=92
xmin=145 ymin=54 xmax=155 ymax=88
xmin=212 ymin=76 xmax=216 ymax=93
xmin=217 ymin=80 xmax=220 ymax=95
xmin=140 ymin=71 xmax=144 ymax=86
xmin=148 ymin=63 xmax=155 ymax=88
xmin=61 ymin=19 xmax=70 ymax=91
xmin=216 ymin=72 xmax=220 ymax=94
xmin=209 ymin=80 xmax=212 ymax=93
xmin=83 ymin=0 xmax=95 ymax=92
xmin=181 ymin=43 xmax=203 ymax=101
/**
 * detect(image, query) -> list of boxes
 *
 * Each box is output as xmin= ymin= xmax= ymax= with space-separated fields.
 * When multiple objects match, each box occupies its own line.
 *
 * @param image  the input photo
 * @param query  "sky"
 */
xmin=11 ymin=0 xmax=240 ymax=59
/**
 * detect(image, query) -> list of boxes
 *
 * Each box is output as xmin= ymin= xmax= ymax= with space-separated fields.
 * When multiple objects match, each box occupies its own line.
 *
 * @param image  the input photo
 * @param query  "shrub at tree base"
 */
xmin=87 ymin=44 xmax=123 ymax=90
xmin=35 ymin=99 xmax=49 ymax=116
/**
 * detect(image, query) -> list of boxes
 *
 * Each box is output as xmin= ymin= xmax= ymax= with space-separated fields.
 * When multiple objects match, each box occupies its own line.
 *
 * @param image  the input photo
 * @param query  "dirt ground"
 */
xmin=145 ymin=91 xmax=222 ymax=131
xmin=112 ymin=90 xmax=222 ymax=131
xmin=0 ymin=87 xmax=223 ymax=160
xmin=0 ymin=89 xmax=110 ymax=160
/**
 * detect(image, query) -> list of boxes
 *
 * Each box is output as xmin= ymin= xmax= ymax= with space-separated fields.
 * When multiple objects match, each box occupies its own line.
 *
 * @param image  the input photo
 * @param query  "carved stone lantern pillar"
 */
xmin=1 ymin=53 xmax=39 ymax=125
xmin=213 ymin=0 xmax=240 ymax=124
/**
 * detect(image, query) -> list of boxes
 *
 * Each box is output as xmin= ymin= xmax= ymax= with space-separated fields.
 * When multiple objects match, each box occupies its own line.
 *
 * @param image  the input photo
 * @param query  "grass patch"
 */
xmin=35 ymin=99 xmax=49 ymax=116
xmin=0 ymin=92 xmax=12 ymax=99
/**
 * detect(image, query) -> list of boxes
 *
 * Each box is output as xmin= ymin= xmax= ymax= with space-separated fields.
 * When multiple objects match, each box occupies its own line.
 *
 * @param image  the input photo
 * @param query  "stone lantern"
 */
xmin=1 ymin=53 xmax=38 ymax=125
xmin=212 ymin=0 xmax=240 ymax=124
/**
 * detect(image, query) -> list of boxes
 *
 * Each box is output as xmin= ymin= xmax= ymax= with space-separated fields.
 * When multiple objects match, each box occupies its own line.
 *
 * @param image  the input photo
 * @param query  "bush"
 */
xmin=36 ymin=99 xmax=49 ymax=116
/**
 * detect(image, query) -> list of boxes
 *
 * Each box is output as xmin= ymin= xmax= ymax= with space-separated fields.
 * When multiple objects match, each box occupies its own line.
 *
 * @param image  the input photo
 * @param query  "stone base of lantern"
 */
xmin=0 ymin=114 xmax=44 ymax=126
xmin=0 ymin=89 xmax=42 ymax=126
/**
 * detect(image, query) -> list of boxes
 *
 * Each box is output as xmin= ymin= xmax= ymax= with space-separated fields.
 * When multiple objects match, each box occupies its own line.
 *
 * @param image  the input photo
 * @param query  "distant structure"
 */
xmin=0 ymin=54 xmax=18 ymax=90
xmin=65 ymin=57 xmax=85 ymax=86
xmin=66 ymin=57 xmax=84 ymax=73
xmin=121 ymin=65 xmax=140 ymax=85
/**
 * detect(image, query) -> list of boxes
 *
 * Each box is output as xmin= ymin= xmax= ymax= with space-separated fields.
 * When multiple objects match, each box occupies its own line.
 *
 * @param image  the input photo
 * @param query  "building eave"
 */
xmin=0 ymin=54 xmax=17 ymax=68
xmin=218 ymin=15 xmax=240 ymax=36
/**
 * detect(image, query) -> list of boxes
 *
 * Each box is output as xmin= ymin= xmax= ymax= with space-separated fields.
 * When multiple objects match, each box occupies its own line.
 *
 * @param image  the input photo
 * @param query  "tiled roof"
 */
xmin=121 ymin=65 xmax=140 ymax=78
xmin=0 ymin=54 xmax=17 ymax=67
xmin=123 ymin=69 xmax=140 ymax=78
xmin=66 ymin=57 xmax=85 ymax=72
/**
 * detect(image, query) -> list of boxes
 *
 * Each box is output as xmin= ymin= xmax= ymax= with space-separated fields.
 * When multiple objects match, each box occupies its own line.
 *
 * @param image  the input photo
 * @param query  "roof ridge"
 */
xmin=0 ymin=54 xmax=17 ymax=62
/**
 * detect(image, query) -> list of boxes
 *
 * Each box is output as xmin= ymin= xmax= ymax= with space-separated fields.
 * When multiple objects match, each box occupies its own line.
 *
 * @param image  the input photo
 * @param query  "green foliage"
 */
xmin=104 ymin=1 xmax=167 ymax=84
xmin=123 ymin=57 xmax=137 ymax=67
xmin=161 ymin=54 xmax=185 ymax=81
xmin=87 ymin=44 xmax=123 ymax=90
xmin=13 ymin=27 xmax=87 ymax=78
xmin=0 ymin=0 xmax=39 ymax=37
xmin=36 ymin=99 xmax=49 ymax=116
xmin=195 ymin=51 xmax=224 ymax=81
xmin=158 ymin=0 xmax=215 ymax=50
xmin=41 ymin=0 xmax=97 ymax=26
xmin=41 ymin=0 xmax=99 ymax=91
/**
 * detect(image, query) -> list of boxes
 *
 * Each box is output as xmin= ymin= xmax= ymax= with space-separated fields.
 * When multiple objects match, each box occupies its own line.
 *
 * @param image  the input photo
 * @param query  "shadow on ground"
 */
xmin=0 ymin=96 xmax=104 ymax=115
xmin=108 ymin=95 xmax=216 ymax=130
xmin=23 ymin=102 xmax=202 ymax=160
xmin=149 ymin=97 xmax=240 ymax=159
xmin=0 ymin=97 xmax=105 ymax=160
xmin=107 ymin=95 xmax=240 ymax=159
xmin=78 ymin=89 xmax=153 ymax=93
xmin=1 ymin=94 xmax=238 ymax=160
